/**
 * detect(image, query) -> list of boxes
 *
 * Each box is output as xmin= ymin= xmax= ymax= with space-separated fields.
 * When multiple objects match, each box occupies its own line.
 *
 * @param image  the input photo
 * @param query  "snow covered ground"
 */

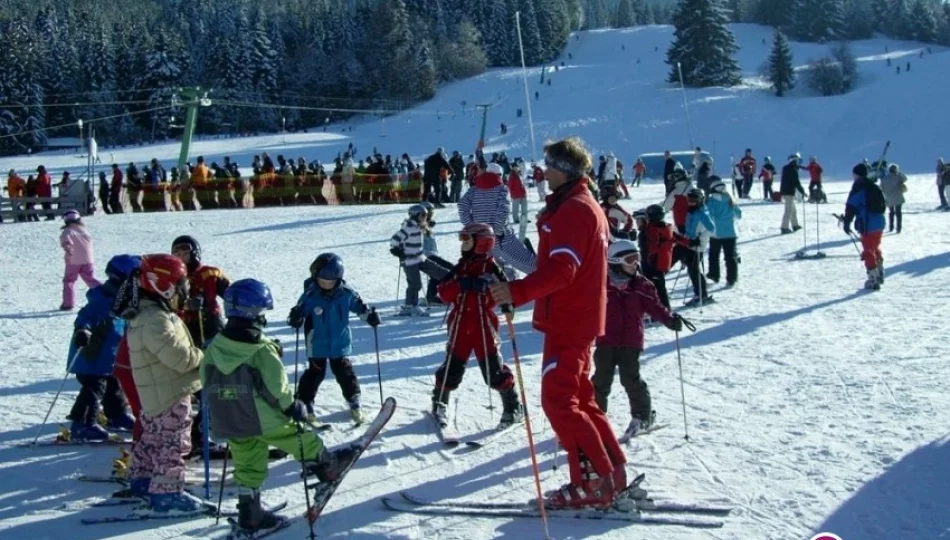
xmin=0 ymin=23 xmax=948 ymax=540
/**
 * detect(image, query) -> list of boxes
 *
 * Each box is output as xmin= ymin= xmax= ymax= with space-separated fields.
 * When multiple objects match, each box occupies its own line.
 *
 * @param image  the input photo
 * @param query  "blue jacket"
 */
xmin=706 ymin=193 xmax=742 ymax=239
xmin=844 ymin=178 xmax=886 ymax=234
xmin=685 ymin=206 xmax=715 ymax=240
xmin=297 ymin=283 xmax=370 ymax=359
xmin=67 ymin=282 xmax=126 ymax=376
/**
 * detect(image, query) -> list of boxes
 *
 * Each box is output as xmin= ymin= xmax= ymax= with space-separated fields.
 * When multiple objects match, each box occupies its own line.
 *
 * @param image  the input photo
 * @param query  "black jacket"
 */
xmin=780 ymin=162 xmax=806 ymax=196
xmin=423 ymin=152 xmax=452 ymax=184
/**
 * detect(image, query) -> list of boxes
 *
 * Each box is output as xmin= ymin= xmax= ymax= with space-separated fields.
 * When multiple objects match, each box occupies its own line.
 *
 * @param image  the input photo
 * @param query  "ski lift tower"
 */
xmin=176 ymin=87 xmax=212 ymax=173
xmin=475 ymin=103 xmax=492 ymax=151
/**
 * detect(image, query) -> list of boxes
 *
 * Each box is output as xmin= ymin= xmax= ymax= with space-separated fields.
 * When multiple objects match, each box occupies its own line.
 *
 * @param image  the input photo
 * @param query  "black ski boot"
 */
xmin=306 ymin=445 xmax=359 ymax=484
xmin=236 ymin=487 xmax=279 ymax=532
xmin=431 ymin=387 xmax=450 ymax=426
xmin=498 ymin=387 xmax=524 ymax=429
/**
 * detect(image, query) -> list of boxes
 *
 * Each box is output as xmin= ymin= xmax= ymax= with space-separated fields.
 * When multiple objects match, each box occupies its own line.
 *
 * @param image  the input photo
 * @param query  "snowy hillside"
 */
xmin=1 ymin=24 xmax=946 ymax=179
xmin=1 ymin=23 xmax=949 ymax=540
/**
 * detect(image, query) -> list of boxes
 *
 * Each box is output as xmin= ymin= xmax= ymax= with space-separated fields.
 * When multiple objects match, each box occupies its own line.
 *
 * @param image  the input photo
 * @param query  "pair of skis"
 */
xmin=427 ymin=410 xmax=521 ymax=449
xmin=384 ymin=473 xmax=731 ymax=528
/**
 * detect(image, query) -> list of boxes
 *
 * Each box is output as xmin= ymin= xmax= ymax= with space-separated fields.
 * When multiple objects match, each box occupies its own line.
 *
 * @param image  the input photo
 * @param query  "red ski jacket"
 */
xmin=597 ymin=275 xmax=675 ymax=350
xmin=438 ymin=255 xmax=504 ymax=331
xmin=508 ymin=172 xmax=526 ymax=199
xmin=510 ymin=179 xmax=608 ymax=342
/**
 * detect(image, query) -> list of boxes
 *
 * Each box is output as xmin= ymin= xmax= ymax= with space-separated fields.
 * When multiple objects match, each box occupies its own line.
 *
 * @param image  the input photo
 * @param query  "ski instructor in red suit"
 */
xmin=489 ymin=137 xmax=627 ymax=509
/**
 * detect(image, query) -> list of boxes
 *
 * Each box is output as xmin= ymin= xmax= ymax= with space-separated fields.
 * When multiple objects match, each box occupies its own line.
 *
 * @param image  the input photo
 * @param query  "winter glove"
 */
xmin=458 ymin=277 xmax=487 ymax=293
xmin=389 ymin=247 xmax=405 ymax=260
xmin=73 ymin=328 xmax=92 ymax=348
xmin=429 ymin=220 xmax=437 ymax=227
xmin=287 ymin=305 xmax=305 ymax=329
xmin=689 ymin=237 xmax=701 ymax=247
xmin=843 ymin=222 xmax=852 ymax=235
xmin=366 ymin=308 xmax=381 ymax=328
xmin=668 ymin=315 xmax=684 ymax=332
xmin=283 ymin=400 xmax=308 ymax=423
xmin=271 ymin=339 xmax=284 ymax=359
xmin=186 ymin=296 xmax=204 ymax=312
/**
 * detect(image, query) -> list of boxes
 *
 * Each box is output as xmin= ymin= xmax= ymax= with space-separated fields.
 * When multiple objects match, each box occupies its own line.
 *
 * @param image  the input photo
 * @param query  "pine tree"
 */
xmin=767 ymin=29 xmax=795 ymax=96
xmin=535 ymin=0 xmax=572 ymax=60
xmin=413 ymin=39 xmax=439 ymax=99
xmin=751 ymin=0 xmax=793 ymax=28
xmin=666 ymin=0 xmax=743 ymax=87
xmin=0 ymin=17 xmax=46 ymax=153
xmin=792 ymin=0 xmax=845 ymax=42
xmin=726 ymin=0 xmax=744 ymax=22
xmin=841 ymin=0 xmax=874 ymax=39
xmin=482 ymin=0 xmax=514 ymax=65
xmin=615 ymin=0 xmax=636 ymax=27
xmin=516 ymin=0 xmax=545 ymax=65
xmin=871 ymin=0 xmax=891 ymax=32
xmin=583 ymin=0 xmax=610 ymax=29
xmin=908 ymin=0 xmax=938 ymax=42
xmin=891 ymin=0 xmax=913 ymax=39
xmin=136 ymin=31 xmax=182 ymax=139
xmin=640 ymin=2 xmax=655 ymax=24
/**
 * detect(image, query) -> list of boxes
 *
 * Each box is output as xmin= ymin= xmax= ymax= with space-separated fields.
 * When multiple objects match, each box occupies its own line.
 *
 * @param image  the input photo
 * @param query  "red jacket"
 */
xmin=510 ymin=180 xmax=608 ymax=342
xmin=532 ymin=167 xmax=544 ymax=182
xmin=597 ymin=275 xmax=675 ymax=350
xmin=508 ymin=172 xmax=526 ymax=199
xmin=739 ymin=156 xmax=757 ymax=176
xmin=36 ymin=172 xmax=52 ymax=197
xmin=805 ymin=162 xmax=823 ymax=184
xmin=672 ymin=195 xmax=689 ymax=231
xmin=179 ymin=264 xmax=229 ymax=324
xmin=437 ymin=254 xmax=503 ymax=331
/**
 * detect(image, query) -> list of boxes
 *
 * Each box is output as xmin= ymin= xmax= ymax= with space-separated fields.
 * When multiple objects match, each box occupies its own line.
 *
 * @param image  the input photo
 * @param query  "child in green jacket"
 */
xmin=201 ymin=278 xmax=356 ymax=535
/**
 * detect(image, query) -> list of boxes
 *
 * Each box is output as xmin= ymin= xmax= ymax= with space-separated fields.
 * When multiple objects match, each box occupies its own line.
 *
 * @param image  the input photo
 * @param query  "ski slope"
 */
xmin=0 ymin=24 xmax=948 ymax=540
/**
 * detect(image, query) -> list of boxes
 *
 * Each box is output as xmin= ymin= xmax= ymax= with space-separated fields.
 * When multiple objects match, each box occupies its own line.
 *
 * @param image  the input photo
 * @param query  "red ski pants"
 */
xmin=436 ymin=316 xmax=513 ymax=391
xmin=540 ymin=335 xmax=626 ymax=485
xmin=860 ymin=231 xmax=883 ymax=270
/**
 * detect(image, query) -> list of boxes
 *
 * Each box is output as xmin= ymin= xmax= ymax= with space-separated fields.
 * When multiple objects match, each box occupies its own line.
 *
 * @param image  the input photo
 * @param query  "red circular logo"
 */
xmin=810 ymin=534 xmax=842 ymax=540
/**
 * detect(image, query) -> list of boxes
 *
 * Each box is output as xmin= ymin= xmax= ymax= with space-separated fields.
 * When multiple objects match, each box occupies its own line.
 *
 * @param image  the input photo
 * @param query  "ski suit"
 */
xmin=60 ymin=222 xmax=102 ymax=309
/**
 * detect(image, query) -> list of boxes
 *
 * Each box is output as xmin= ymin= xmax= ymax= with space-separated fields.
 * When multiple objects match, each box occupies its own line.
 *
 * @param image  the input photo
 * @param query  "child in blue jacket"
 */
xmin=66 ymin=254 xmax=141 ymax=441
xmin=288 ymin=253 xmax=380 ymax=424
xmin=705 ymin=178 xmax=742 ymax=287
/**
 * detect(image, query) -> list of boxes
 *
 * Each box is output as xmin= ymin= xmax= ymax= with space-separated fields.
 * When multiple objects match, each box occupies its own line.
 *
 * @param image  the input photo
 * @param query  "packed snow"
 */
xmin=1 ymin=24 xmax=948 ymax=540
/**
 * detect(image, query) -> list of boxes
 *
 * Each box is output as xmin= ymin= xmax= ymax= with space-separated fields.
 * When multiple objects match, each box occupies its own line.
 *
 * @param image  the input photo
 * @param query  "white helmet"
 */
xmin=486 ymin=163 xmax=504 ymax=176
xmin=607 ymin=240 xmax=639 ymax=264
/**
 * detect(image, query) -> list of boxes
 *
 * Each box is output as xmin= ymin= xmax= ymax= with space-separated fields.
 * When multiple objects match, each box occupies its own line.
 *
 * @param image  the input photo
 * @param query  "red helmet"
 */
xmin=459 ymin=223 xmax=496 ymax=254
xmin=139 ymin=254 xmax=188 ymax=300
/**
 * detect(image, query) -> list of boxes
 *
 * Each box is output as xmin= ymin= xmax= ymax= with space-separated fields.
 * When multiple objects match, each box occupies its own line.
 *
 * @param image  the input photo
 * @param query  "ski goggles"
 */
xmin=172 ymin=243 xmax=194 ymax=254
xmin=608 ymin=251 xmax=640 ymax=266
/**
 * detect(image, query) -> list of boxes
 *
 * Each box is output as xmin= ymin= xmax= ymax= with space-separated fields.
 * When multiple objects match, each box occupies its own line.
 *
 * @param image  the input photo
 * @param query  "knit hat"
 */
xmin=853 ymin=163 xmax=869 ymax=177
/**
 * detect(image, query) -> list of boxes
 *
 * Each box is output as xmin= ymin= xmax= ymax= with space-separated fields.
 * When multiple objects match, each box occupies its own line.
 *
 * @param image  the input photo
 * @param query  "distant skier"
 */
xmin=842 ymin=163 xmax=887 ymax=290
xmin=592 ymin=240 xmax=684 ymax=440
xmin=780 ymin=154 xmax=806 ymax=234
xmin=60 ymin=210 xmax=102 ymax=311
xmin=880 ymin=163 xmax=907 ymax=233
xmin=705 ymin=178 xmax=742 ymax=287
xmin=759 ymin=157 xmax=776 ymax=201
xmin=738 ymin=149 xmax=756 ymax=199
xmin=802 ymin=156 xmax=826 ymax=203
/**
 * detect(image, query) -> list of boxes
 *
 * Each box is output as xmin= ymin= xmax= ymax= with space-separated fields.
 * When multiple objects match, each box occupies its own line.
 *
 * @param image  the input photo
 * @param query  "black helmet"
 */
xmin=171 ymin=235 xmax=201 ymax=264
xmin=686 ymin=188 xmax=705 ymax=205
xmin=645 ymin=204 xmax=665 ymax=222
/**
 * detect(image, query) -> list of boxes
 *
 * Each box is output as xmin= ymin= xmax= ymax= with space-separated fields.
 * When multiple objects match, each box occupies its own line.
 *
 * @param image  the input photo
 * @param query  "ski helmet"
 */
xmin=708 ymin=176 xmax=726 ymax=193
xmin=686 ymin=188 xmax=705 ymax=205
xmin=788 ymin=152 xmax=801 ymax=163
xmin=607 ymin=240 xmax=640 ymax=279
xmin=645 ymin=204 xmax=665 ymax=223
xmin=139 ymin=254 xmax=188 ymax=300
xmin=764 ymin=156 xmax=771 ymax=163
xmin=62 ymin=209 xmax=81 ymax=224
xmin=420 ymin=201 xmax=435 ymax=215
xmin=106 ymin=254 xmax=142 ymax=282
xmin=309 ymin=252 xmax=339 ymax=280
xmin=632 ymin=208 xmax=647 ymax=222
xmin=171 ymin=235 xmax=202 ymax=264
xmin=408 ymin=204 xmax=428 ymax=220
xmin=316 ymin=253 xmax=344 ymax=282
xmin=460 ymin=222 xmax=496 ymax=255
xmin=223 ymin=278 xmax=274 ymax=320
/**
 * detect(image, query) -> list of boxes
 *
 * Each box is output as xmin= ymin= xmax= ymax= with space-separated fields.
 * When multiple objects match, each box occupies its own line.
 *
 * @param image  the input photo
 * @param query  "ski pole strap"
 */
xmin=678 ymin=315 xmax=696 ymax=333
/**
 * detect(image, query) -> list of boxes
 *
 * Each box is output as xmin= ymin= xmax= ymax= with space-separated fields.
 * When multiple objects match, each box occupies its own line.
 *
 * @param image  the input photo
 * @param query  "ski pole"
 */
xmin=214 ymin=442 xmax=229 ymax=525
xmin=32 ymin=347 xmax=84 ymax=446
xmin=371 ymin=309 xmax=384 ymax=404
xmin=395 ymin=263 xmax=402 ymax=306
xmin=201 ymin=393 xmax=211 ymax=499
xmin=801 ymin=195 xmax=807 ymax=253
xmin=503 ymin=313 xmax=552 ymax=540
xmin=674 ymin=316 xmax=697 ymax=442
xmin=293 ymin=328 xmax=318 ymax=540
xmin=435 ymin=294 xmax=465 ymax=411
xmin=475 ymin=297 xmax=495 ymax=418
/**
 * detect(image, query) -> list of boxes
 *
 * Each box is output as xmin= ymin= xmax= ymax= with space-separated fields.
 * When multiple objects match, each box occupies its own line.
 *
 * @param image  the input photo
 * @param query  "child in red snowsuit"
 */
xmin=431 ymin=223 xmax=523 ymax=429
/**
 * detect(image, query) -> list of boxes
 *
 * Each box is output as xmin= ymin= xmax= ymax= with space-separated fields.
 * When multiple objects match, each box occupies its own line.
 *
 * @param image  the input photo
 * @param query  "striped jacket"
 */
xmin=458 ymin=171 xmax=511 ymax=236
xmin=390 ymin=219 xmax=425 ymax=266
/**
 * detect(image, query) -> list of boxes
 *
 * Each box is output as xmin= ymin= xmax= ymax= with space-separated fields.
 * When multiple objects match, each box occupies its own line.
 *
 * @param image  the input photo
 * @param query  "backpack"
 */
xmin=645 ymin=223 xmax=674 ymax=273
xmin=866 ymin=182 xmax=886 ymax=214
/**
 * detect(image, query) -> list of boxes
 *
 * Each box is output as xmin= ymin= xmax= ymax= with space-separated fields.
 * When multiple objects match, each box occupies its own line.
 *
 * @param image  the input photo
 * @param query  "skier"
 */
xmin=705 ymin=178 xmax=742 ymax=287
xmin=632 ymin=158 xmax=645 ymax=187
xmin=803 ymin=156 xmax=827 ymax=203
xmin=390 ymin=204 xmax=450 ymax=316
xmin=937 ymin=158 xmax=949 ymax=210
xmin=458 ymin=163 xmax=537 ymax=276
xmin=65 ymin=255 xmax=140 ymax=441
xmin=60 ymin=209 xmax=103 ymax=311
xmin=638 ymin=205 xmax=680 ymax=309
xmin=287 ymin=254 xmax=381 ymax=424
xmin=601 ymin=188 xmax=634 ymax=240
xmin=880 ymin=163 xmax=907 ymax=233
xmin=780 ymin=154 xmax=806 ymax=234
xmin=532 ymin=163 xmax=546 ymax=201
xmin=683 ymin=189 xmax=715 ymax=306
xmin=201 ymin=279 xmax=359 ymax=536
xmin=738 ymin=149 xmax=756 ymax=199
xmin=842 ymin=163 xmax=887 ymax=290
xmin=124 ymin=254 xmax=206 ymax=513
xmin=419 ymin=201 xmax=455 ymax=305
xmin=489 ymin=137 xmax=628 ymax=509
xmin=508 ymin=162 xmax=528 ymax=225
xmin=423 ymin=147 xmax=453 ymax=208
xmin=695 ymin=155 xmax=713 ymax=195
xmin=759 ymin=157 xmax=776 ymax=201
xmin=662 ymin=163 xmax=693 ymax=270
xmin=431 ymin=223 xmax=524 ymax=428
xmin=592 ymin=240 xmax=684 ymax=439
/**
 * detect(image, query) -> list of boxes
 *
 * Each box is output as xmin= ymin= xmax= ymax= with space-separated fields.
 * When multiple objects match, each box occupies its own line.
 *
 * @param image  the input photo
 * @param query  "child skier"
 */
xmin=390 ymin=204 xmax=449 ymax=316
xmin=419 ymin=201 xmax=455 ymax=306
xmin=842 ymin=163 xmax=887 ymax=290
xmin=431 ymin=223 xmax=523 ymax=428
xmin=124 ymin=254 xmax=206 ymax=513
xmin=65 ymin=254 xmax=140 ymax=441
xmin=60 ymin=209 xmax=102 ymax=310
xmin=288 ymin=253 xmax=381 ymax=424
xmin=592 ymin=240 xmax=684 ymax=438
xmin=705 ymin=178 xmax=742 ymax=287
xmin=803 ymin=156 xmax=827 ymax=203
xmin=638 ymin=204 xmax=681 ymax=309
xmin=759 ymin=157 xmax=776 ymax=201
xmin=880 ymin=163 xmax=907 ymax=233
xmin=601 ymin=188 xmax=634 ymax=240
xmin=683 ymin=189 xmax=715 ymax=306
xmin=203 ymin=278 xmax=360 ymax=536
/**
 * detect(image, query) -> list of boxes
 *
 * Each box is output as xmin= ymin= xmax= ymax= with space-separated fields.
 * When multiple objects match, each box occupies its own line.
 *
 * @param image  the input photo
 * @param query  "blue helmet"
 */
xmin=317 ymin=254 xmax=344 ymax=281
xmin=224 ymin=279 xmax=274 ymax=320
xmin=106 ymin=254 xmax=141 ymax=282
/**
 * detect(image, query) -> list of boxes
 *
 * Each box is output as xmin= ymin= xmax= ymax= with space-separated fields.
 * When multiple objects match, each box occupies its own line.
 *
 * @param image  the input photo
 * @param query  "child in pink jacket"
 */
xmin=60 ymin=210 xmax=101 ymax=310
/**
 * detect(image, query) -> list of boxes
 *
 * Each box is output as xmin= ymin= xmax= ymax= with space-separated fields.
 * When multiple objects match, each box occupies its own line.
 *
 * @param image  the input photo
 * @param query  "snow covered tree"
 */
xmin=870 ymin=0 xmax=891 ymax=32
xmin=890 ymin=0 xmax=913 ymax=39
xmin=482 ymin=0 xmax=514 ymax=65
xmin=413 ymin=39 xmax=439 ymax=99
xmin=535 ymin=0 xmax=572 ymax=59
xmin=439 ymin=20 xmax=489 ymax=80
xmin=666 ymin=0 xmax=743 ymax=87
xmin=792 ymin=0 xmax=845 ymax=42
xmin=908 ymin=0 xmax=938 ymax=42
xmin=516 ymin=0 xmax=545 ymax=65
xmin=582 ymin=0 xmax=610 ymax=29
xmin=136 ymin=31 xmax=182 ymax=139
xmin=767 ymin=29 xmax=795 ymax=96
xmin=639 ymin=2 xmax=656 ymax=24
xmin=0 ymin=18 xmax=46 ymax=153
xmin=750 ymin=0 xmax=793 ymax=28
xmin=615 ymin=0 xmax=636 ymax=27
xmin=840 ymin=0 xmax=875 ymax=39
xmin=725 ymin=0 xmax=744 ymax=22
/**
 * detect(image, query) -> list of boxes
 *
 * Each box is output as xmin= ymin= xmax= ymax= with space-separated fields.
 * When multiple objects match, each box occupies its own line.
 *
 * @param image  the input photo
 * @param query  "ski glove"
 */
xmin=459 ymin=277 xmax=488 ymax=292
xmin=669 ymin=315 xmax=684 ymax=332
xmin=186 ymin=296 xmax=203 ymax=312
xmin=689 ymin=237 xmax=701 ymax=247
xmin=842 ymin=223 xmax=852 ymax=235
xmin=283 ymin=400 xmax=308 ymax=423
xmin=287 ymin=305 xmax=305 ymax=329
xmin=73 ymin=328 xmax=92 ymax=348
xmin=389 ymin=247 xmax=405 ymax=260
xmin=365 ymin=308 xmax=381 ymax=328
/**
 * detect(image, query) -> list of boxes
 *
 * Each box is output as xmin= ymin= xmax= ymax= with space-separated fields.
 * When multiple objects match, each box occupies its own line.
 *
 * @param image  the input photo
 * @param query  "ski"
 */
xmin=425 ymin=410 xmax=460 ymax=447
xmin=463 ymin=420 xmax=523 ymax=448
xmin=618 ymin=423 xmax=669 ymax=444
xmin=21 ymin=435 xmax=131 ymax=447
xmin=225 ymin=511 xmax=307 ymax=539
xmin=188 ymin=447 xmax=290 ymax=462
xmin=303 ymin=397 xmax=396 ymax=526
xmin=77 ymin=474 xmax=235 ymax=488
xmin=682 ymin=296 xmax=714 ymax=309
xmin=381 ymin=497 xmax=723 ymax=528
xmin=794 ymin=251 xmax=827 ymax=260
xmin=81 ymin=503 xmax=222 ymax=525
